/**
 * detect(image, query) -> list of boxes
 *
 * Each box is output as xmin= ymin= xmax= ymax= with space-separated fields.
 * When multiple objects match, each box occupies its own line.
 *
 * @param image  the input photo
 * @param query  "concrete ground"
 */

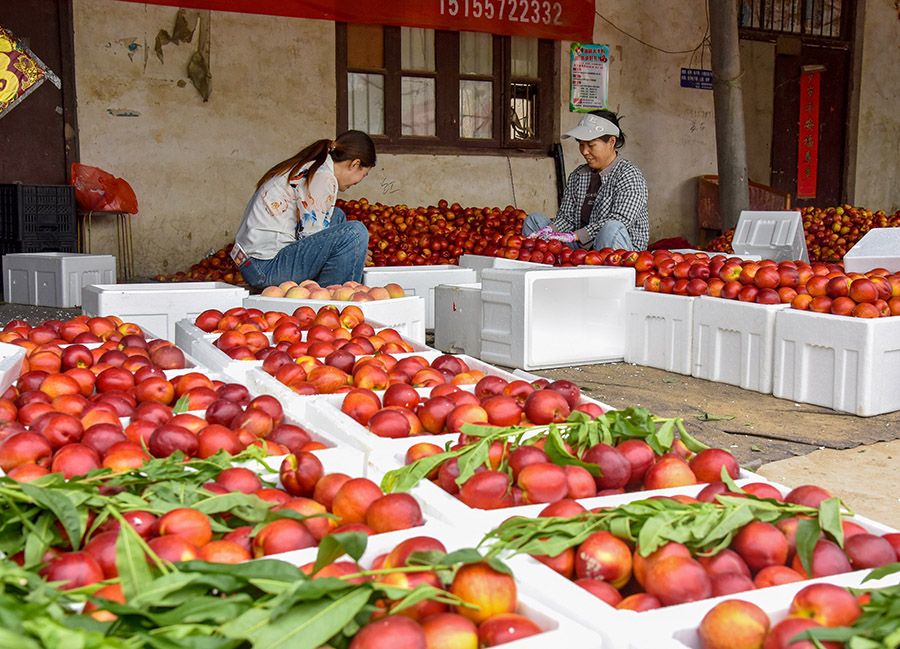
xmin=3 ymin=301 xmax=899 ymax=530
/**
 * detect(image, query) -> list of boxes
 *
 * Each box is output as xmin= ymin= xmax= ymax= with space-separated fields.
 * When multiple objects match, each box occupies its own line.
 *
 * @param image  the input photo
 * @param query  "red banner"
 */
xmin=117 ymin=0 xmax=595 ymax=42
xmin=797 ymin=69 xmax=820 ymax=199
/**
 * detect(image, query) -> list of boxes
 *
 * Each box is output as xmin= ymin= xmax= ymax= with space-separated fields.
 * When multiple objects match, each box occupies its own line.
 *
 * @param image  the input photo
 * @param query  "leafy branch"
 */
xmin=478 ymin=493 xmax=847 ymax=577
xmin=381 ymin=407 xmax=708 ymax=494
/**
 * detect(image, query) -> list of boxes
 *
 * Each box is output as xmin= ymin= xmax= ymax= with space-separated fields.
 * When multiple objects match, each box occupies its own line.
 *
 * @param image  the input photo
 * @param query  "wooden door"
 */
xmin=740 ymin=0 xmax=855 ymax=207
xmin=0 ymin=0 xmax=78 ymax=184
xmin=770 ymin=43 xmax=849 ymax=207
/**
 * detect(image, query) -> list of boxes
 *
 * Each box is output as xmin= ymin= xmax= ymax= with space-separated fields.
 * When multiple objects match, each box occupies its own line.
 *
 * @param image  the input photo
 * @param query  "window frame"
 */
xmin=336 ymin=23 xmax=559 ymax=155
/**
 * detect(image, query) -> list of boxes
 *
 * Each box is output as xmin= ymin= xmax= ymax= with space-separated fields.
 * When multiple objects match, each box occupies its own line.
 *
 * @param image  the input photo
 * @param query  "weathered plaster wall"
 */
xmin=571 ymin=1 xmax=720 ymax=246
xmin=73 ymin=0 xmax=896 ymax=278
xmin=73 ymin=0 xmax=337 ymax=275
xmin=853 ymin=0 xmax=900 ymax=213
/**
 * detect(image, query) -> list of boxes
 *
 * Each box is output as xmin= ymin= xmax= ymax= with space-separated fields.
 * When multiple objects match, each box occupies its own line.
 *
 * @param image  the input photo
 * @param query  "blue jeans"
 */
xmin=523 ymin=212 xmax=634 ymax=251
xmin=239 ymin=208 xmax=369 ymax=288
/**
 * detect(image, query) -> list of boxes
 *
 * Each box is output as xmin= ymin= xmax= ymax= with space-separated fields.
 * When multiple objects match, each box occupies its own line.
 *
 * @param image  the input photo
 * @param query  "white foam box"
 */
xmin=269 ymin=519 xmax=601 ymax=649
xmin=0 ymin=342 xmax=25 ymax=395
xmin=243 ymin=294 xmax=426 ymax=343
xmin=458 ymin=254 xmax=547 ymax=281
xmin=494 ymin=481 xmax=898 ymax=649
xmin=433 ymin=282 xmax=483 ymax=357
xmin=82 ymin=282 xmax=248 ymax=342
xmin=175 ymin=319 xmax=432 ymax=385
xmin=691 ymin=296 xmax=790 ymax=393
xmin=669 ymin=248 xmax=763 ymax=262
xmin=841 ymin=227 xmax=900 ymax=273
xmin=731 ymin=210 xmax=810 ymax=263
xmin=639 ymin=562 xmax=900 ymax=649
xmin=772 ymin=308 xmax=900 ymax=416
xmin=625 ymin=291 xmax=697 ymax=375
xmin=479 ymin=266 xmax=636 ymax=370
xmin=2 ymin=253 xmax=116 ymax=308
xmin=363 ymin=265 xmax=477 ymax=329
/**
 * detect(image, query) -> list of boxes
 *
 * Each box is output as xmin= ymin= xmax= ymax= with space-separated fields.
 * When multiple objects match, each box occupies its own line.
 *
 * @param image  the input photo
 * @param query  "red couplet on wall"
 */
xmin=118 ymin=0 xmax=596 ymax=42
xmin=796 ymin=69 xmax=820 ymax=199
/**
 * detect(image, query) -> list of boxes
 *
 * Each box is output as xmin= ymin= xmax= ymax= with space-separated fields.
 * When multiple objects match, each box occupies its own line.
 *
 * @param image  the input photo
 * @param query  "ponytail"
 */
xmin=255 ymin=130 xmax=377 ymax=191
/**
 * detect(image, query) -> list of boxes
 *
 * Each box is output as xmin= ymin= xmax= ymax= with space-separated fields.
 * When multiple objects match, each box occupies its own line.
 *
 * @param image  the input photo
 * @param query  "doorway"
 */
xmin=740 ymin=0 xmax=855 ymax=208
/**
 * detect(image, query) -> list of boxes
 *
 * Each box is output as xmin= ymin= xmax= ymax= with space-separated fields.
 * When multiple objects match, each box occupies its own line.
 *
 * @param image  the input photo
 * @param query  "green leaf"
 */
xmin=794 ymin=517 xmax=822 ymax=577
xmin=439 ymin=548 xmax=483 ymax=567
xmin=676 ymin=420 xmax=710 ymax=453
xmin=311 ymin=532 xmax=369 ymax=576
xmin=455 ymin=438 xmax=492 ymax=487
xmin=863 ymin=562 xmax=900 ymax=582
xmin=694 ymin=413 xmax=736 ymax=421
xmin=662 ymin=378 xmax=680 ymax=383
xmin=655 ymin=419 xmax=676 ymax=450
xmin=115 ymin=516 xmax=155 ymax=601
xmin=151 ymin=595 xmax=254 ymax=626
xmin=544 ymin=428 xmax=601 ymax=476
xmin=19 ymin=484 xmax=85 ymax=551
xmin=172 ymin=394 xmax=192 ymax=414
xmin=818 ymin=498 xmax=844 ymax=547
xmin=246 ymin=587 xmax=371 ymax=649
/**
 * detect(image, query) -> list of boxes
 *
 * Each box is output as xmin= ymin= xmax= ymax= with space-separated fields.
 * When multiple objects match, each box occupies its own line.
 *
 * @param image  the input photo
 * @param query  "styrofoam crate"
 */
xmin=842 ymin=228 xmax=900 ymax=273
xmin=625 ymin=291 xmax=697 ymax=375
xmin=82 ymin=282 xmax=248 ymax=342
xmin=0 ymin=342 xmax=26 ymax=395
xmin=433 ymin=282 xmax=483 ymax=357
xmin=772 ymin=308 xmax=900 ymax=416
xmin=269 ymin=519 xmax=602 ymax=649
xmin=479 ymin=266 xmax=636 ymax=370
xmin=363 ymin=265 xmax=477 ymax=329
xmin=691 ymin=296 xmax=790 ymax=393
xmin=669 ymin=248 xmax=763 ymax=261
xmin=175 ymin=319 xmax=432 ymax=385
xmin=732 ymin=210 xmax=810 ymax=263
xmin=458 ymin=254 xmax=548 ymax=281
xmin=640 ymin=560 xmax=900 ymax=648
xmin=2 ymin=253 xmax=116 ymax=307
xmin=243 ymin=294 xmax=426 ymax=343
xmin=497 ymin=481 xmax=898 ymax=649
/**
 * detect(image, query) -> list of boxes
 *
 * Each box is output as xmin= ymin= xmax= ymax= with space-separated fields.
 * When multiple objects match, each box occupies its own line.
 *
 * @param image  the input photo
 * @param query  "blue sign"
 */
xmin=681 ymin=68 xmax=713 ymax=90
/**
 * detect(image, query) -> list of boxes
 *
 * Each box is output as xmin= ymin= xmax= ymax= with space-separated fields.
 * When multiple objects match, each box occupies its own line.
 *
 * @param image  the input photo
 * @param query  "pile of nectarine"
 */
xmin=259 ymin=279 xmax=406 ymax=301
xmin=486 ymin=483 xmax=900 ymax=616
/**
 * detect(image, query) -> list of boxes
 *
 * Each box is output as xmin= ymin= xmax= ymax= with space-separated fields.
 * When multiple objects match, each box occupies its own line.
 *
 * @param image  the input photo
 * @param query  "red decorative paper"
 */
xmin=796 ymin=70 xmax=820 ymax=199
xmin=0 ymin=25 xmax=49 ymax=119
xmin=117 ymin=0 xmax=595 ymax=42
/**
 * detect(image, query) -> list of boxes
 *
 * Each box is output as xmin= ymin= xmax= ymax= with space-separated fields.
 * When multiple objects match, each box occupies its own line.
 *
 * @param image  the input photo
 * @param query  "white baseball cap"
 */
xmin=561 ymin=114 xmax=620 ymax=141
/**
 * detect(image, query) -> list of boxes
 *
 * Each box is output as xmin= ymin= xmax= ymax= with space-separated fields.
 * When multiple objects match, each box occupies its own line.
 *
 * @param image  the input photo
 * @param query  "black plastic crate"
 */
xmin=0 ymin=234 xmax=78 ymax=256
xmin=0 ymin=184 xmax=77 ymax=241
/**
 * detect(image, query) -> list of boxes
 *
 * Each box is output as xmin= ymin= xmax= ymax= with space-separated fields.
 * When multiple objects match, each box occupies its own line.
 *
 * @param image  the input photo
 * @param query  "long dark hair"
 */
xmin=590 ymin=109 xmax=626 ymax=149
xmin=255 ymin=130 xmax=376 ymax=190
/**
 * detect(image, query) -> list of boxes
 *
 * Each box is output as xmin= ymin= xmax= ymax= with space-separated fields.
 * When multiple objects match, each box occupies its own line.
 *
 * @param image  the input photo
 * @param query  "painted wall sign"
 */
xmin=797 ymin=69 xmax=821 ymax=199
xmin=570 ymin=43 xmax=609 ymax=112
xmin=680 ymin=68 xmax=713 ymax=90
xmin=117 ymin=0 xmax=596 ymax=41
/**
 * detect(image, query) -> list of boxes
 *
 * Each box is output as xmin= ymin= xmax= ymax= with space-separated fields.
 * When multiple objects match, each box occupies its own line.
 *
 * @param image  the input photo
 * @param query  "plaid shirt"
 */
xmin=554 ymin=157 xmax=650 ymax=250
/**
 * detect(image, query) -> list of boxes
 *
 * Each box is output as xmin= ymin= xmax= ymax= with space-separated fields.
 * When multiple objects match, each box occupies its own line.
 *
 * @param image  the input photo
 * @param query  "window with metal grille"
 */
xmin=739 ymin=0 xmax=844 ymax=38
xmin=336 ymin=24 xmax=557 ymax=154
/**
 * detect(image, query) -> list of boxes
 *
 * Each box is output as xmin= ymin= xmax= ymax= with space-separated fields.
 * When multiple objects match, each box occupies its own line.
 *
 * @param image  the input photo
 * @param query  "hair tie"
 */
xmin=328 ymin=141 xmax=336 ymax=153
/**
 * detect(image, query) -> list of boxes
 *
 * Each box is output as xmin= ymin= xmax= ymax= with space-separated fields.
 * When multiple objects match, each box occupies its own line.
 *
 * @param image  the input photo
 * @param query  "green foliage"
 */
xmin=380 ymin=407 xmax=707 ymax=493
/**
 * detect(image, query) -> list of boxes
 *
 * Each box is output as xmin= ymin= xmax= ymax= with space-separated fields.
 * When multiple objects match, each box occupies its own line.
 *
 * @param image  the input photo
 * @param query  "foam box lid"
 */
xmin=732 ymin=211 xmax=810 ymax=263
xmin=842 ymin=228 xmax=900 ymax=273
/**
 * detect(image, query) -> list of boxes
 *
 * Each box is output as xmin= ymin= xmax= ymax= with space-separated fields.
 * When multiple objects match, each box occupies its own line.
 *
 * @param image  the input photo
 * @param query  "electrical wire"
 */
xmin=595 ymin=8 xmax=711 ymax=62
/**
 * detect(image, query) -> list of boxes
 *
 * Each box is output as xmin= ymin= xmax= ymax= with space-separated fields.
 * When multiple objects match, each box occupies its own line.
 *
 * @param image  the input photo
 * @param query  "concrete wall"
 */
xmin=71 ymin=0 xmax=899 ymax=278
xmin=853 ymin=0 xmax=900 ymax=214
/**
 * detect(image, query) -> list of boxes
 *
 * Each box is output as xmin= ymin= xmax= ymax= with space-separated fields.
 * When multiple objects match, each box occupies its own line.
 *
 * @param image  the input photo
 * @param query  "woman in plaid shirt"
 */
xmin=524 ymin=110 xmax=649 ymax=251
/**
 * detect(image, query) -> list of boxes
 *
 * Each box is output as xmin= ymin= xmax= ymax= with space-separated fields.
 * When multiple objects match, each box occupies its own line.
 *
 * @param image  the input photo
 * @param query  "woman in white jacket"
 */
xmin=232 ymin=130 xmax=376 ymax=288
